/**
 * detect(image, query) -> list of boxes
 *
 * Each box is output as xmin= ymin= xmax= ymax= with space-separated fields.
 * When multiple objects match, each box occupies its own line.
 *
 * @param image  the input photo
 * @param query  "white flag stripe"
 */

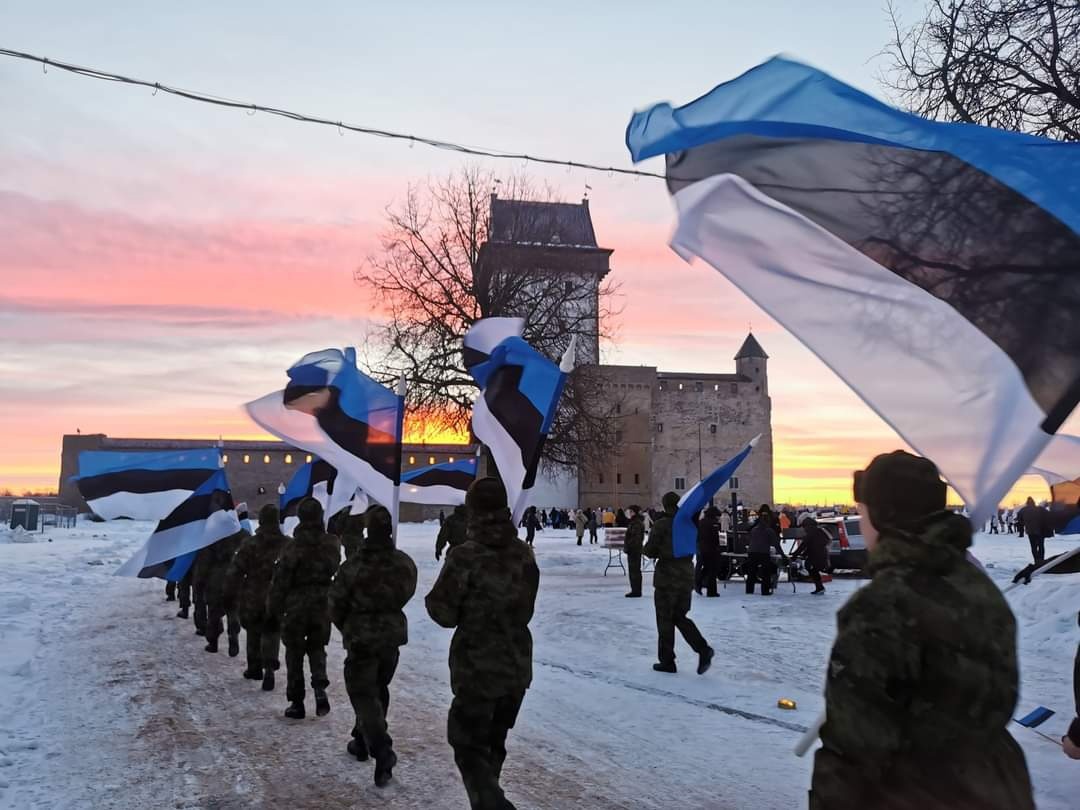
xmin=464 ymin=317 xmax=525 ymax=355
xmin=401 ymin=482 xmax=468 ymax=506
xmin=88 ymin=489 xmax=196 ymax=522
xmin=672 ymin=174 xmax=1049 ymax=523
xmin=472 ymin=395 xmax=529 ymax=521
xmin=140 ymin=508 xmax=241 ymax=570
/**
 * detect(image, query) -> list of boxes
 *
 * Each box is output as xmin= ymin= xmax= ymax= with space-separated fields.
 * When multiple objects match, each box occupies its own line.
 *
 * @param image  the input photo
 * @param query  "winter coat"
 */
xmin=436 ymin=505 xmax=468 ymax=559
xmin=643 ymin=506 xmax=694 ymax=593
xmin=697 ymin=509 xmax=721 ymax=555
xmin=425 ymin=508 xmax=540 ymax=698
xmin=195 ymin=530 xmax=246 ymax=608
xmin=1018 ymin=504 xmax=1052 ymax=537
xmin=625 ymin=513 xmax=645 ymax=555
xmin=574 ymin=511 xmax=586 ymax=537
xmin=796 ymin=524 xmax=831 ymax=570
xmin=747 ymin=520 xmax=784 ymax=556
xmin=266 ymin=522 xmax=341 ymax=631
xmin=811 ymin=512 xmax=1035 ymax=810
xmin=224 ymin=524 xmax=288 ymax=626
xmin=341 ymin=513 xmax=365 ymax=561
xmin=329 ymin=531 xmax=417 ymax=651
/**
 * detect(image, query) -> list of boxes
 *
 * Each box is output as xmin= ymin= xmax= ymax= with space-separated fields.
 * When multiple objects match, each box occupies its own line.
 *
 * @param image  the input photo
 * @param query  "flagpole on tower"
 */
xmin=391 ymin=373 xmax=407 ymax=546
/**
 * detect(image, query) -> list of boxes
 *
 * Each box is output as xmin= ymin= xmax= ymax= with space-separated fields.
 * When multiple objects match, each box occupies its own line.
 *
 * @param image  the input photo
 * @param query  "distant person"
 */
xmin=523 ymin=506 xmax=540 ymax=546
xmin=438 ymin=509 xmax=446 ymax=528
xmin=603 ymin=508 xmax=616 ymax=528
xmin=329 ymin=505 xmax=417 ymax=787
xmin=643 ymin=492 xmax=713 ymax=675
xmin=436 ymin=504 xmax=467 ymax=561
xmin=426 ymin=478 xmax=540 ymax=810
xmin=267 ymin=497 xmax=341 ymax=720
xmin=615 ymin=508 xmax=628 ymax=528
xmin=199 ymin=528 xmax=246 ymax=657
xmin=225 ymin=504 xmax=288 ymax=690
xmin=696 ymin=505 xmax=722 ymax=597
xmin=810 ymin=451 xmax=1034 ymax=809
xmin=587 ymin=509 xmax=599 ymax=544
xmin=745 ymin=505 xmax=787 ymax=596
xmin=792 ymin=514 xmax=829 ymax=595
xmin=624 ymin=505 xmax=645 ymax=598
xmin=574 ymin=509 xmax=586 ymax=546
xmin=1018 ymin=497 xmax=1052 ymax=564
xmin=341 ymin=512 xmax=365 ymax=561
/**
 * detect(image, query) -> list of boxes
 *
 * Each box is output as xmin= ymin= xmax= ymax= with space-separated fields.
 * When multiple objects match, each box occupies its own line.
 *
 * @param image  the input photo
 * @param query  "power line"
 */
xmin=0 ymin=47 xmax=666 ymax=180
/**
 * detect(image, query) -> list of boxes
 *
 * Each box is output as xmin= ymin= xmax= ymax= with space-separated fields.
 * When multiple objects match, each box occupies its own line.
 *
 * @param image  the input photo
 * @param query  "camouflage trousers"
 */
xmin=192 ymin=583 xmax=207 ymax=634
xmin=654 ymin=587 xmax=708 ymax=666
xmin=282 ymin=616 xmax=331 ymax=703
xmin=448 ymin=690 xmax=525 ymax=810
xmin=206 ymin=605 xmax=240 ymax=646
xmin=242 ymin=619 xmax=281 ymax=673
xmin=177 ymin=572 xmax=192 ymax=611
xmin=344 ymin=647 xmax=399 ymax=755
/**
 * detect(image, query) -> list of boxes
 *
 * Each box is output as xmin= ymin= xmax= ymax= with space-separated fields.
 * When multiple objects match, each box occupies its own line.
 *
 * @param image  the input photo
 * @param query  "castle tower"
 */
xmin=735 ymin=332 xmax=769 ymax=398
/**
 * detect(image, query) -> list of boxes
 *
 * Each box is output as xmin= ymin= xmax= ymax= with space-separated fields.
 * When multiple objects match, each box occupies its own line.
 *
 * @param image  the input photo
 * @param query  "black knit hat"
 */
xmin=662 ymin=491 xmax=680 ymax=511
xmin=854 ymin=450 xmax=947 ymax=530
xmin=466 ymin=477 xmax=508 ymax=514
xmin=365 ymin=505 xmax=393 ymax=540
xmin=258 ymin=503 xmax=279 ymax=528
xmin=297 ymin=497 xmax=324 ymax=525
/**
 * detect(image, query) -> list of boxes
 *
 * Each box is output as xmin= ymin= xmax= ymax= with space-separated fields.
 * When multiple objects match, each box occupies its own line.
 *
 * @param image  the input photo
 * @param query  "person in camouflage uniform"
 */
xmin=341 ymin=512 xmax=365 ymax=561
xmin=199 ymin=528 xmax=246 ymax=656
xmin=190 ymin=548 xmax=210 ymax=637
xmin=436 ymin=503 xmax=467 ymax=561
xmin=267 ymin=497 xmax=341 ymax=719
xmin=810 ymin=451 xmax=1035 ymax=809
xmin=426 ymin=478 xmax=540 ymax=810
xmin=224 ymin=503 xmax=289 ymax=690
xmin=329 ymin=505 xmax=418 ymax=788
xmin=624 ymin=504 xmax=645 ymax=598
xmin=643 ymin=492 xmax=713 ymax=675
xmin=175 ymin=567 xmax=193 ymax=621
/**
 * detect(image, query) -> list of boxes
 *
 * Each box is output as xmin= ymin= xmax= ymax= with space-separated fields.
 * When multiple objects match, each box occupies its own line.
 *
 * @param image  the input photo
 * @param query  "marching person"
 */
xmin=329 ymin=505 xmax=417 ymax=787
xmin=745 ymin=505 xmax=787 ymax=596
xmin=643 ymin=492 xmax=714 ymax=675
xmin=792 ymin=514 xmax=830 ymax=595
xmin=810 ymin=450 xmax=1035 ymax=809
xmin=426 ymin=478 xmax=540 ymax=810
xmin=224 ymin=504 xmax=288 ymax=690
xmin=267 ymin=497 xmax=341 ymax=720
xmin=200 ymin=528 xmax=246 ymax=656
xmin=624 ymin=504 xmax=645 ymax=598
xmin=341 ymin=512 xmax=365 ymax=561
xmin=436 ymin=503 xmax=468 ymax=561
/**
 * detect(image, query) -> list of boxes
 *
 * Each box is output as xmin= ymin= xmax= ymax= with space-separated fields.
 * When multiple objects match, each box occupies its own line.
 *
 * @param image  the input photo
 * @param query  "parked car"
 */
xmin=815 ymin=516 xmax=868 ymax=570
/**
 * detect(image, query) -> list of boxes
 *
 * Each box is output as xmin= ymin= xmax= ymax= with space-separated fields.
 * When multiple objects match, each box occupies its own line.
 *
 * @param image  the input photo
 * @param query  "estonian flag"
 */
xmin=464 ymin=318 xmax=575 ymax=522
xmin=246 ymin=348 xmax=404 ymax=511
xmin=116 ymin=470 xmax=242 ymax=577
xmin=401 ymin=456 xmax=477 ymax=506
xmin=673 ymin=436 xmax=759 ymax=558
xmin=627 ymin=57 xmax=1080 ymax=524
xmin=73 ymin=448 xmax=221 ymax=520
xmin=1027 ymin=433 xmax=1080 ymax=485
xmin=278 ymin=457 xmax=360 ymax=535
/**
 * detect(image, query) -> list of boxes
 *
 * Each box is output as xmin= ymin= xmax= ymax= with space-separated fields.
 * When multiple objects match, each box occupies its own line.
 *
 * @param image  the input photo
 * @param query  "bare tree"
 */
xmin=885 ymin=0 xmax=1080 ymax=140
xmin=356 ymin=165 xmax=622 ymax=472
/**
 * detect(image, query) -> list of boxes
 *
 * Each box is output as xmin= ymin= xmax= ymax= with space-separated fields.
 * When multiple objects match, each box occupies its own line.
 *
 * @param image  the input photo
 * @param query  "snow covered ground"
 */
xmin=0 ymin=519 xmax=1076 ymax=809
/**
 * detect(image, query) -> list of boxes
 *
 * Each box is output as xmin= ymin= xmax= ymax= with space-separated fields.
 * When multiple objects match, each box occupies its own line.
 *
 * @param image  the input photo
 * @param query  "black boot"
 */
xmin=284 ymin=701 xmax=305 ymax=719
xmin=165 ymin=594 xmax=176 ymax=602
xmin=373 ymin=748 xmax=398 ymax=788
xmin=652 ymin=661 xmax=677 ymax=673
xmin=314 ymin=689 xmax=330 ymax=717
xmin=228 ymin=636 xmax=240 ymax=658
xmin=812 ymin=587 xmax=826 ymax=595
xmin=261 ymin=670 xmax=275 ymax=691
xmin=204 ymin=638 xmax=218 ymax=653
xmin=625 ymin=592 xmax=641 ymax=598
xmin=176 ymin=608 xmax=189 ymax=619
xmin=243 ymin=666 xmax=263 ymax=680
xmin=195 ymin=627 xmax=205 ymax=637
xmin=697 ymin=646 xmax=714 ymax=676
xmin=347 ymin=737 xmax=369 ymax=762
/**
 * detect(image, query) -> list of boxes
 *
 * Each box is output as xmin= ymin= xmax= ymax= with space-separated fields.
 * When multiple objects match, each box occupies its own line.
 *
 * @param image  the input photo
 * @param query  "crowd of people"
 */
xmin=158 ymin=453 xmax=1078 ymax=809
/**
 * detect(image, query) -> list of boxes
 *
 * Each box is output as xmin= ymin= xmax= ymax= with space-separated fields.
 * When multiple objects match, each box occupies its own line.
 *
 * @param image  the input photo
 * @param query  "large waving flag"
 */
xmin=73 ymin=448 xmax=221 ymax=520
xmin=278 ymin=456 xmax=360 ymax=534
xmin=245 ymin=348 xmax=404 ymax=510
xmin=673 ymin=436 xmax=759 ymax=558
xmin=1027 ymin=433 xmax=1080 ymax=486
xmin=627 ymin=57 xmax=1080 ymax=524
xmin=116 ymin=470 xmax=242 ymax=577
xmin=464 ymin=318 xmax=575 ymax=522
xmin=401 ymin=456 xmax=476 ymax=506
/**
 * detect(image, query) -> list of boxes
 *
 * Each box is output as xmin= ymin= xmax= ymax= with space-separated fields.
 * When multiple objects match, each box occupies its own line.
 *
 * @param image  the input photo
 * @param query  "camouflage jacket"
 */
xmin=341 ymin=514 xmax=365 ymax=561
xmin=328 ymin=533 xmax=417 ymax=651
xmin=811 ymin=512 xmax=1034 ymax=810
xmin=436 ymin=506 xmax=468 ymax=558
xmin=643 ymin=508 xmax=694 ymax=592
xmin=266 ymin=523 xmax=341 ymax=629
xmin=426 ymin=508 xmax=540 ymax=698
xmin=194 ymin=530 xmax=246 ymax=606
xmin=224 ymin=525 xmax=288 ymax=625
xmin=625 ymin=514 xmax=645 ymax=554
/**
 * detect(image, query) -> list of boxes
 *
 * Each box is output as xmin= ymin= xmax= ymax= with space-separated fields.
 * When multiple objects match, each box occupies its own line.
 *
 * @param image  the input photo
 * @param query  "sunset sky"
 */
xmin=1 ymin=1 xmax=1072 ymax=504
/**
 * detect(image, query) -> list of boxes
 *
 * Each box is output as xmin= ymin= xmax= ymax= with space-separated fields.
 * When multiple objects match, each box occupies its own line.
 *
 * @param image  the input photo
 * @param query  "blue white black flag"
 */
xmin=278 ymin=457 xmax=361 ymax=535
xmin=464 ymin=318 xmax=574 ymax=522
xmin=401 ymin=456 xmax=476 ymax=506
xmin=245 ymin=348 xmax=404 ymax=510
xmin=627 ymin=57 xmax=1080 ymax=523
xmin=73 ymin=448 xmax=221 ymax=520
xmin=116 ymin=470 xmax=242 ymax=577
xmin=673 ymin=436 xmax=759 ymax=558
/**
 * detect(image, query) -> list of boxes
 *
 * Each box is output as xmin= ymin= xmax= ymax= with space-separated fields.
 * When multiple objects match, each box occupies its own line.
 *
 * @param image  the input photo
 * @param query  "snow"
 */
xmin=0 ymin=520 xmax=1076 ymax=809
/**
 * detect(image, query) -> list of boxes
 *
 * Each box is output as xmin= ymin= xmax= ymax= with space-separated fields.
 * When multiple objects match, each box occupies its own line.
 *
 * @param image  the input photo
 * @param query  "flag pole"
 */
xmin=392 ymin=373 xmax=406 ymax=546
xmin=510 ymin=336 xmax=577 ymax=524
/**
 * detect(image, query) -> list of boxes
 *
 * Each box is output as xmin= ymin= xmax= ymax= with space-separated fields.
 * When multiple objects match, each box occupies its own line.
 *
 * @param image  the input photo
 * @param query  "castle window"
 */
xmin=243 ymin=454 xmax=250 ymax=464
xmin=658 ymin=381 xmax=665 ymax=391
xmin=615 ymin=430 xmax=623 ymax=443
xmin=657 ymin=423 xmax=664 ymax=433
xmin=709 ymin=423 xmax=717 ymax=434
xmin=731 ymin=383 xmax=738 ymax=394
xmin=306 ymin=455 xmax=313 ymax=463
xmin=695 ymin=381 xmax=703 ymax=392
xmin=714 ymin=384 xmax=719 ymax=391
xmin=599 ymin=473 xmax=604 ymax=484
xmin=284 ymin=453 xmax=292 ymax=464
xmin=448 ymin=456 xmax=454 ymax=463
xmin=755 ymin=386 xmax=760 ymax=392
xmin=634 ymin=473 xmax=640 ymax=485
xmin=429 ymin=456 xmax=436 ymax=465
xmin=615 ymin=403 xmax=621 ymax=414
xmin=674 ymin=476 xmax=686 ymax=490
xmin=756 ymin=366 xmax=760 ymax=374
xmin=409 ymin=456 xmax=415 ymax=465
xmin=263 ymin=454 xmax=271 ymax=464
xmin=616 ymin=473 xmax=622 ymax=485
xmin=678 ymin=382 xmax=684 ymax=391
